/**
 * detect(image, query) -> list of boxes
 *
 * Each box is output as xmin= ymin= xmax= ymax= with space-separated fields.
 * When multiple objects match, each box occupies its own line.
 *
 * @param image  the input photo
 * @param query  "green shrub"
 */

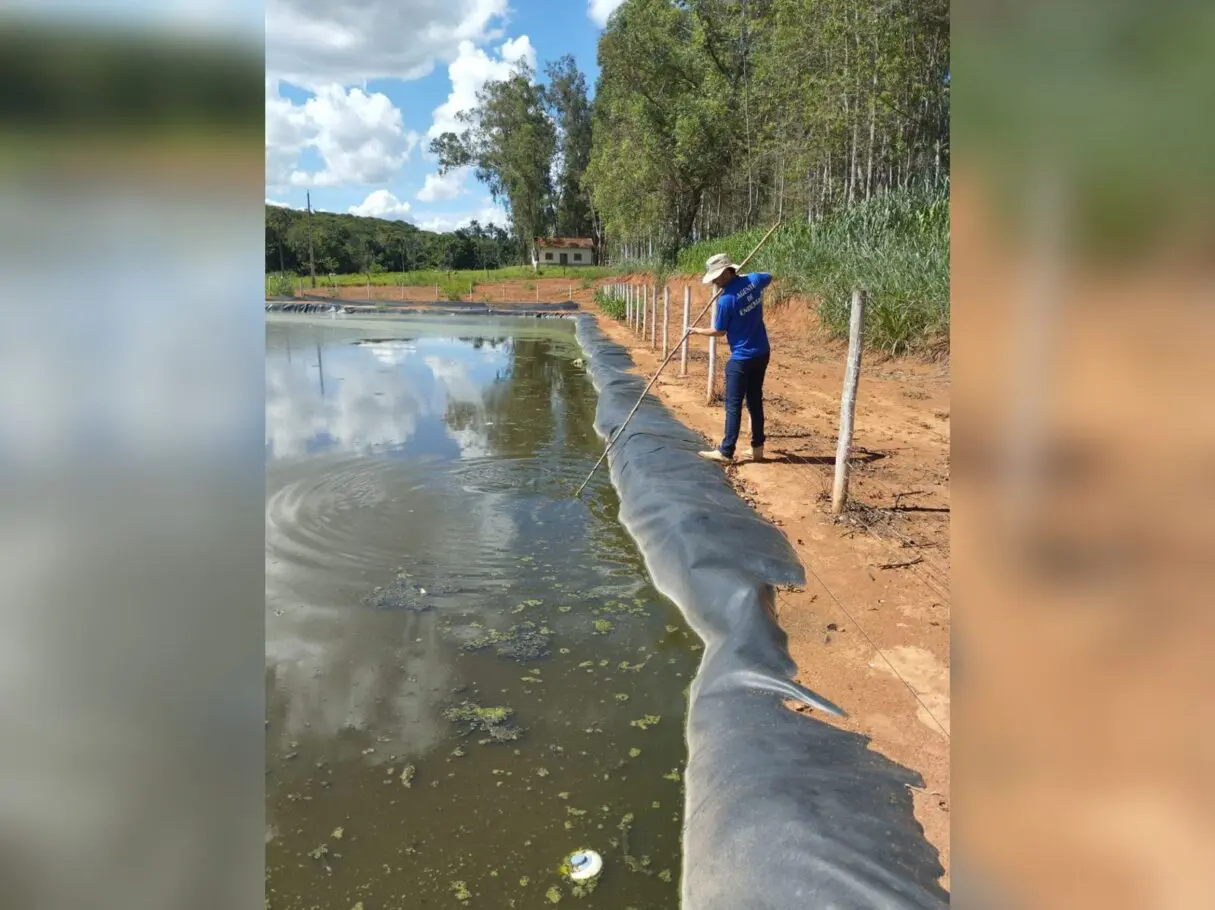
xmin=266 ymin=273 xmax=297 ymax=297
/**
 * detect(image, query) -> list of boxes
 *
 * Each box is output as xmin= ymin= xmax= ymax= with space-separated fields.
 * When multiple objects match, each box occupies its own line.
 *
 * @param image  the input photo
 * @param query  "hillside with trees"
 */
xmin=265 ymin=205 xmax=518 ymax=279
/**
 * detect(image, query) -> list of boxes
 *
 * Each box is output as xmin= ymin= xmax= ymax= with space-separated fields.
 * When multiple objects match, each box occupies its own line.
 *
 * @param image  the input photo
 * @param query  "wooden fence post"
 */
xmin=662 ymin=285 xmax=670 ymax=358
xmin=650 ymin=285 xmax=657 ymax=348
xmin=625 ymin=285 xmax=631 ymax=325
xmin=680 ymin=286 xmax=690 ymax=376
xmin=706 ymin=296 xmax=717 ymax=404
xmin=640 ymin=284 xmax=647 ymax=337
xmin=832 ymin=290 xmax=867 ymax=514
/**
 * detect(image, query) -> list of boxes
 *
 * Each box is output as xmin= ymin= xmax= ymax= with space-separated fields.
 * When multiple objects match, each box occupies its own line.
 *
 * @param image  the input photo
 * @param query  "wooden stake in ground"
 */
xmin=832 ymin=290 xmax=868 ymax=514
xmin=662 ymin=285 xmax=670 ymax=358
xmin=680 ymin=286 xmax=690 ymax=377
xmin=650 ymin=284 xmax=657 ymax=348
xmin=625 ymin=285 xmax=631 ymax=325
xmin=574 ymin=220 xmax=782 ymax=497
xmin=706 ymin=296 xmax=717 ymax=405
xmin=640 ymin=285 xmax=647 ymax=337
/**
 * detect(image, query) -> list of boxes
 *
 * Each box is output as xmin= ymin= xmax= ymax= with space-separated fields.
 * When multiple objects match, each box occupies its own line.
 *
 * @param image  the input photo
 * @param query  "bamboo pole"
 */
xmin=831 ymin=290 xmax=867 ymax=514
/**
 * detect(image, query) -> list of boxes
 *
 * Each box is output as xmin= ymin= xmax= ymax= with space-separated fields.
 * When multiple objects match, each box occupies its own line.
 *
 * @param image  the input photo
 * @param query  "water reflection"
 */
xmin=264 ymin=316 xmax=692 ymax=908
xmin=264 ymin=320 xmax=601 ymax=756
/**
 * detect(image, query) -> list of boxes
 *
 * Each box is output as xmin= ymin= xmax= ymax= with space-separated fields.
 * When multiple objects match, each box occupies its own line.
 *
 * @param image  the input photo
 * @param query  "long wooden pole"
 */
xmin=575 ymin=221 xmax=782 ymax=497
xmin=706 ymin=296 xmax=717 ymax=404
xmin=831 ymin=290 xmax=867 ymax=514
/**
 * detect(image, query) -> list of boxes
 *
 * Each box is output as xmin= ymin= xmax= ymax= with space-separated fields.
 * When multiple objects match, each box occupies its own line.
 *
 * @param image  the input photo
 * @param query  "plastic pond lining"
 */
xmin=573 ymin=314 xmax=949 ymax=909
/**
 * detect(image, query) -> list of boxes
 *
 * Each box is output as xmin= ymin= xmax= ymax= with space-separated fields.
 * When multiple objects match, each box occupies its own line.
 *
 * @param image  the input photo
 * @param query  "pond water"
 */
xmin=266 ymin=314 xmax=697 ymax=909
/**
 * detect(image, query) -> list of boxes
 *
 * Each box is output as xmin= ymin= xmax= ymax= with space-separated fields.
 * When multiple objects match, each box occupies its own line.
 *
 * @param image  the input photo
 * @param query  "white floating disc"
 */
xmin=568 ymin=849 xmax=603 ymax=882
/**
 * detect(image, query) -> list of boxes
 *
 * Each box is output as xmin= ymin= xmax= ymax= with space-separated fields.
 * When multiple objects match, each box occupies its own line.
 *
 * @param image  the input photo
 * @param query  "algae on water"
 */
xmin=463 ymin=622 xmax=552 ymax=661
xmin=443 ymin=702 xmax=522 ymax=743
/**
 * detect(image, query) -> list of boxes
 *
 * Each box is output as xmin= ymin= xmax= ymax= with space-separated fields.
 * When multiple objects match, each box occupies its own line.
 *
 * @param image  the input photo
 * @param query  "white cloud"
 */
xmin=428 ymin=37 xmax=536 ymax=140
xmin=416 ymin=168 xmax=470 ymax=203
xmin=266 ymin=81 xmax=420 ymax=188
xmin=348 ymin=190 xmax=414 ymax=221
xmin=416 ymin=201 xmax=509 ymax=233
xmin=587 ymin=0 xmax=625 ymax=28
xmin=267 ymin=0 xmax=510 ymax=86
xmin=265 ymin=198 xmax=295 ymax=208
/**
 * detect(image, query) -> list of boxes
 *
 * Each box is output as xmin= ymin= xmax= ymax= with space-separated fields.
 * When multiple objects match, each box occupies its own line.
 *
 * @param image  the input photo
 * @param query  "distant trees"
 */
xmin=262 ymin=207 xmax=516 ymax=276
xmin=544 ymin=55 xmax=597 ymax=243
xmin=430 ymin=63 xmax=557 ymax=263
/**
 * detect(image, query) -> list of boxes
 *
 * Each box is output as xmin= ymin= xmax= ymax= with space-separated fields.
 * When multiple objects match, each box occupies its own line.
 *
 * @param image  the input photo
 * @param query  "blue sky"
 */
xmin=266 ymin=0 xmax=622 ymax=232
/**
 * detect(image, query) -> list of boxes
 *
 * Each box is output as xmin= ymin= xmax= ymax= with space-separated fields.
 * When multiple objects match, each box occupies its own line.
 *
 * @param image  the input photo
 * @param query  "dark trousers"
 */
xmin=720 ymin=352 xmax=770 ymax=457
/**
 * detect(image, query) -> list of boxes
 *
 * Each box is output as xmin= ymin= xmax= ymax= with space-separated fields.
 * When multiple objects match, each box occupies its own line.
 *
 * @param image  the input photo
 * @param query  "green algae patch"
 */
xmin=443 ymin=702 xmax=522 ymax=743
xmin=463 ymin=622 xmax=552 ymax=661
xmin=400 ymin=764 xmax=416 ymax=787
xmin=592 ymin=619 xmax=614 ymax=635
xmin=663 ymin=767 xmax=682 ymax=782
xmin=451 ymin=880 xmax=472 ymax=903
xmin=614 ymin=693 xmax=630 ymax=702
xmin=546 ymin=885 xmax=562 ymax=903
xmin=630 ymin=714 xmax=661 ymax=731
xmin=628 ymin=748 xmax=642 ymax=758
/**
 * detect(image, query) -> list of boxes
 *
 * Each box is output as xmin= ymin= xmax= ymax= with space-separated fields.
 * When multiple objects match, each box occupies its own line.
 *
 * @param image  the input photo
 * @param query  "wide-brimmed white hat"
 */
xmin=702 ymin=253 xmax=739 ymax=285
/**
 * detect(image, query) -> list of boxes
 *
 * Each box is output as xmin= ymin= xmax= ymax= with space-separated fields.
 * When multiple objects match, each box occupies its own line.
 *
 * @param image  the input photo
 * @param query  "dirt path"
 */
xmin=581 ymin=276 xmax=953 ymax=887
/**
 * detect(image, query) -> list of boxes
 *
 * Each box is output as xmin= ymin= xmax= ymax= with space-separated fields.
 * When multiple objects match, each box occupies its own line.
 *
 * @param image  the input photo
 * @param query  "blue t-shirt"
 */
xmin=714 ymin=272 xmax=771 ymax=360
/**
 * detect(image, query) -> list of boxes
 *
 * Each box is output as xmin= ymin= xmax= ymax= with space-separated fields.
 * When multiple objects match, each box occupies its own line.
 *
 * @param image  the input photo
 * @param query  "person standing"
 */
xmin=689 ymin=253 xmax=772 ymax=464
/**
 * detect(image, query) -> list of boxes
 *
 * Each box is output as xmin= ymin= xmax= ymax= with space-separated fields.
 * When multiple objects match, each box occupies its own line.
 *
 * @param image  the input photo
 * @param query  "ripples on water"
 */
xmin=265 ymin=316 xmax=694 ymax=909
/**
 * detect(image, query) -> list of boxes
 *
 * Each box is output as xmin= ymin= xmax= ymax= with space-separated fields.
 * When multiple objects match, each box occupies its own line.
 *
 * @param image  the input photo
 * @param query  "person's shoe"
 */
xmin=698 ymin=449 xmax=732 ymax=464
xmin=750 ymin=445 xmax=765 ymax=462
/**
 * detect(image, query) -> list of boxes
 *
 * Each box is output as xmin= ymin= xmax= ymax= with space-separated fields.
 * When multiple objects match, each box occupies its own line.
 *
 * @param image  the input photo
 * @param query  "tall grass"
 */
xmin=677 ymin=181 xmax=949 ymax=355
xmin=593 ymin=287 xmax=626 ymax=321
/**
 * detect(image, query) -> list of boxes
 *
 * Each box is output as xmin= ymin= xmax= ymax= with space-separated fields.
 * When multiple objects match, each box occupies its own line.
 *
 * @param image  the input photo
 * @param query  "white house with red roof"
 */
xmin=532 ymin=237 xmax=596 ymax=269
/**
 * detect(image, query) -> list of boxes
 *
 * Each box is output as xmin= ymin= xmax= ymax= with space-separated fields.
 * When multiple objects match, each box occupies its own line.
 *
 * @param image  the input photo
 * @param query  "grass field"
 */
xmin=266 ymin=265 xmax=616 ymax=300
